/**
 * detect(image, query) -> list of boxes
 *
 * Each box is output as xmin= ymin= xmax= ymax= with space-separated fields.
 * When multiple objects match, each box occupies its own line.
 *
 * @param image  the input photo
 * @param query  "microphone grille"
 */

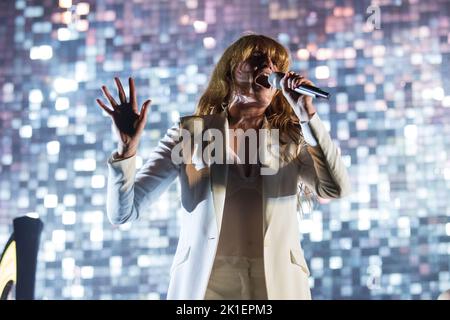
xmin=268 ymin=72 xmax=284 ymax=89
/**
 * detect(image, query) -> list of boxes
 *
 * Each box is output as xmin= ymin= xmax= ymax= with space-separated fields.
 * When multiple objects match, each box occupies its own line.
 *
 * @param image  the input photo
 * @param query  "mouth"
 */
xmin=254 ymin=72 xmax=272 ymax=89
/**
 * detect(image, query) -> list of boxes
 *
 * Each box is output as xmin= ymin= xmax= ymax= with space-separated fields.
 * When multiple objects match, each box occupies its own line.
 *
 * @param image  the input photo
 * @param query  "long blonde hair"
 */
xmin=195 ymin=34 xmax=299 ymax=143
xmin=194 ymin=33 xmax=316 ymax=215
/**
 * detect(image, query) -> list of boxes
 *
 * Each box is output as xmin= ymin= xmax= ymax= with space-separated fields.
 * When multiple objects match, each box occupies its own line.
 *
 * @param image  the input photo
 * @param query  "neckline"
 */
xmin=223 ymin=106 xmax=270 ymax=130
xmin=228 ymin=162 xmax=260 ymax=180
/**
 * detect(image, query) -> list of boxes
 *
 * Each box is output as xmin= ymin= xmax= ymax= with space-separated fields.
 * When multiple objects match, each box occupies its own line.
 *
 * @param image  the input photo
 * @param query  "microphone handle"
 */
xmin=294 ymin=84 xmax=330 ymax=100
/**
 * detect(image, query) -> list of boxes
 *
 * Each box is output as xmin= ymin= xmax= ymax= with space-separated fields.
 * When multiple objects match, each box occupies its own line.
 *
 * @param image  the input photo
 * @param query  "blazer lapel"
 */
xmin=180 ymin=110 xmax=280 ymax=238
xmin=180 ymin=111 xmax=229 ymax=234
xmin=260 ymin=117 xmax=280 ymax=238
xmin=206 ymin=111 xmax=229 ymax=234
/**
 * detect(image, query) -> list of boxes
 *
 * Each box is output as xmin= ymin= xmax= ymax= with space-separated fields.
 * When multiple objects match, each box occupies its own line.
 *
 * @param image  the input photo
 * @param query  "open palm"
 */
xmin=96 ymin=77 xmax=151 ymax=156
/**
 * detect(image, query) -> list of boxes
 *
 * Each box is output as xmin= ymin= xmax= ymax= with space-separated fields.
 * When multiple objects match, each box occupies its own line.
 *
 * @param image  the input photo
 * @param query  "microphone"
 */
xmin=267 ymin=72 xmax=330 ymax=100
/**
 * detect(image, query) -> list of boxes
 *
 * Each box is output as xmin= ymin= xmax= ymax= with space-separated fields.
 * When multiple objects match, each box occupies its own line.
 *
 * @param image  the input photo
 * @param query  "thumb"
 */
xmin=136 ymin=100 xmax=151 ymax=132
xmin=140 ymin=99 xmax=151 ymax=120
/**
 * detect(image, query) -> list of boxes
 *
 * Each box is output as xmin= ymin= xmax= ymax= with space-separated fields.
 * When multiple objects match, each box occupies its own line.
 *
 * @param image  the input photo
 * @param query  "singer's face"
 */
xmin=232 ymin=51 xmax=279 ymax=107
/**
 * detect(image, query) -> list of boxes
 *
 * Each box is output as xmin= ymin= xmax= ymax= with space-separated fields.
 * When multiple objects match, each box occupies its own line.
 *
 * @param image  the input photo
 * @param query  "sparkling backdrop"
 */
xmin=0 ymin=0 xmax=449 ymax=299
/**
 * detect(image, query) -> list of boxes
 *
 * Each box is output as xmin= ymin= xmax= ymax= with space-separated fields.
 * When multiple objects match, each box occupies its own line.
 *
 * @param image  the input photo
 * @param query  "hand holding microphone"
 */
xmin=268 ymin=71 xmax=330 ymax=99
xmin=269 ymin=71 xmax=328 ymax=122
xmin=255 ymin=70 xmax=329 ymax=121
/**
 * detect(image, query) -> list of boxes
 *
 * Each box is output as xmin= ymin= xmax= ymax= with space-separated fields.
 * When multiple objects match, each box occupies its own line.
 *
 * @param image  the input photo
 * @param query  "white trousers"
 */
xmin=204 ymin=255 xmax=268 ymax=300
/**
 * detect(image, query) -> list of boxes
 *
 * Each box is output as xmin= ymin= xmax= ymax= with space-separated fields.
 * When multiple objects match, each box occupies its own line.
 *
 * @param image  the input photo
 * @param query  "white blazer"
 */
xmin=106 ymin=110 xmax=351 ymax=299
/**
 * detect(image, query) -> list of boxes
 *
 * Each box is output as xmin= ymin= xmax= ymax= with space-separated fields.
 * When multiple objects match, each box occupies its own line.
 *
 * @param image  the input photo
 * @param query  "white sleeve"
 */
xmin=106 ymin=124 xmax=180 ymax=225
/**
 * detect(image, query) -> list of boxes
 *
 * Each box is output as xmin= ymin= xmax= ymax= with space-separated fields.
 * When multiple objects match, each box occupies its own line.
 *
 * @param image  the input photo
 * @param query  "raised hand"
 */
xmin=96 ymin=77 xmax=152 ymax=158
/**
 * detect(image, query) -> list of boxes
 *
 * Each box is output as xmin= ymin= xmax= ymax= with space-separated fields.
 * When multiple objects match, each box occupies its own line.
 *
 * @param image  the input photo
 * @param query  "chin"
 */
xmin=255 ymin=93 xmax=274 ymax=106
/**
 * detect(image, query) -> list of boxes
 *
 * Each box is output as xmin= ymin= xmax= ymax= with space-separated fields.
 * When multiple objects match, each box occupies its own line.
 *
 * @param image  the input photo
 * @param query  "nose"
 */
xmin=255 ymin=55 xmax=274 ymax=71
